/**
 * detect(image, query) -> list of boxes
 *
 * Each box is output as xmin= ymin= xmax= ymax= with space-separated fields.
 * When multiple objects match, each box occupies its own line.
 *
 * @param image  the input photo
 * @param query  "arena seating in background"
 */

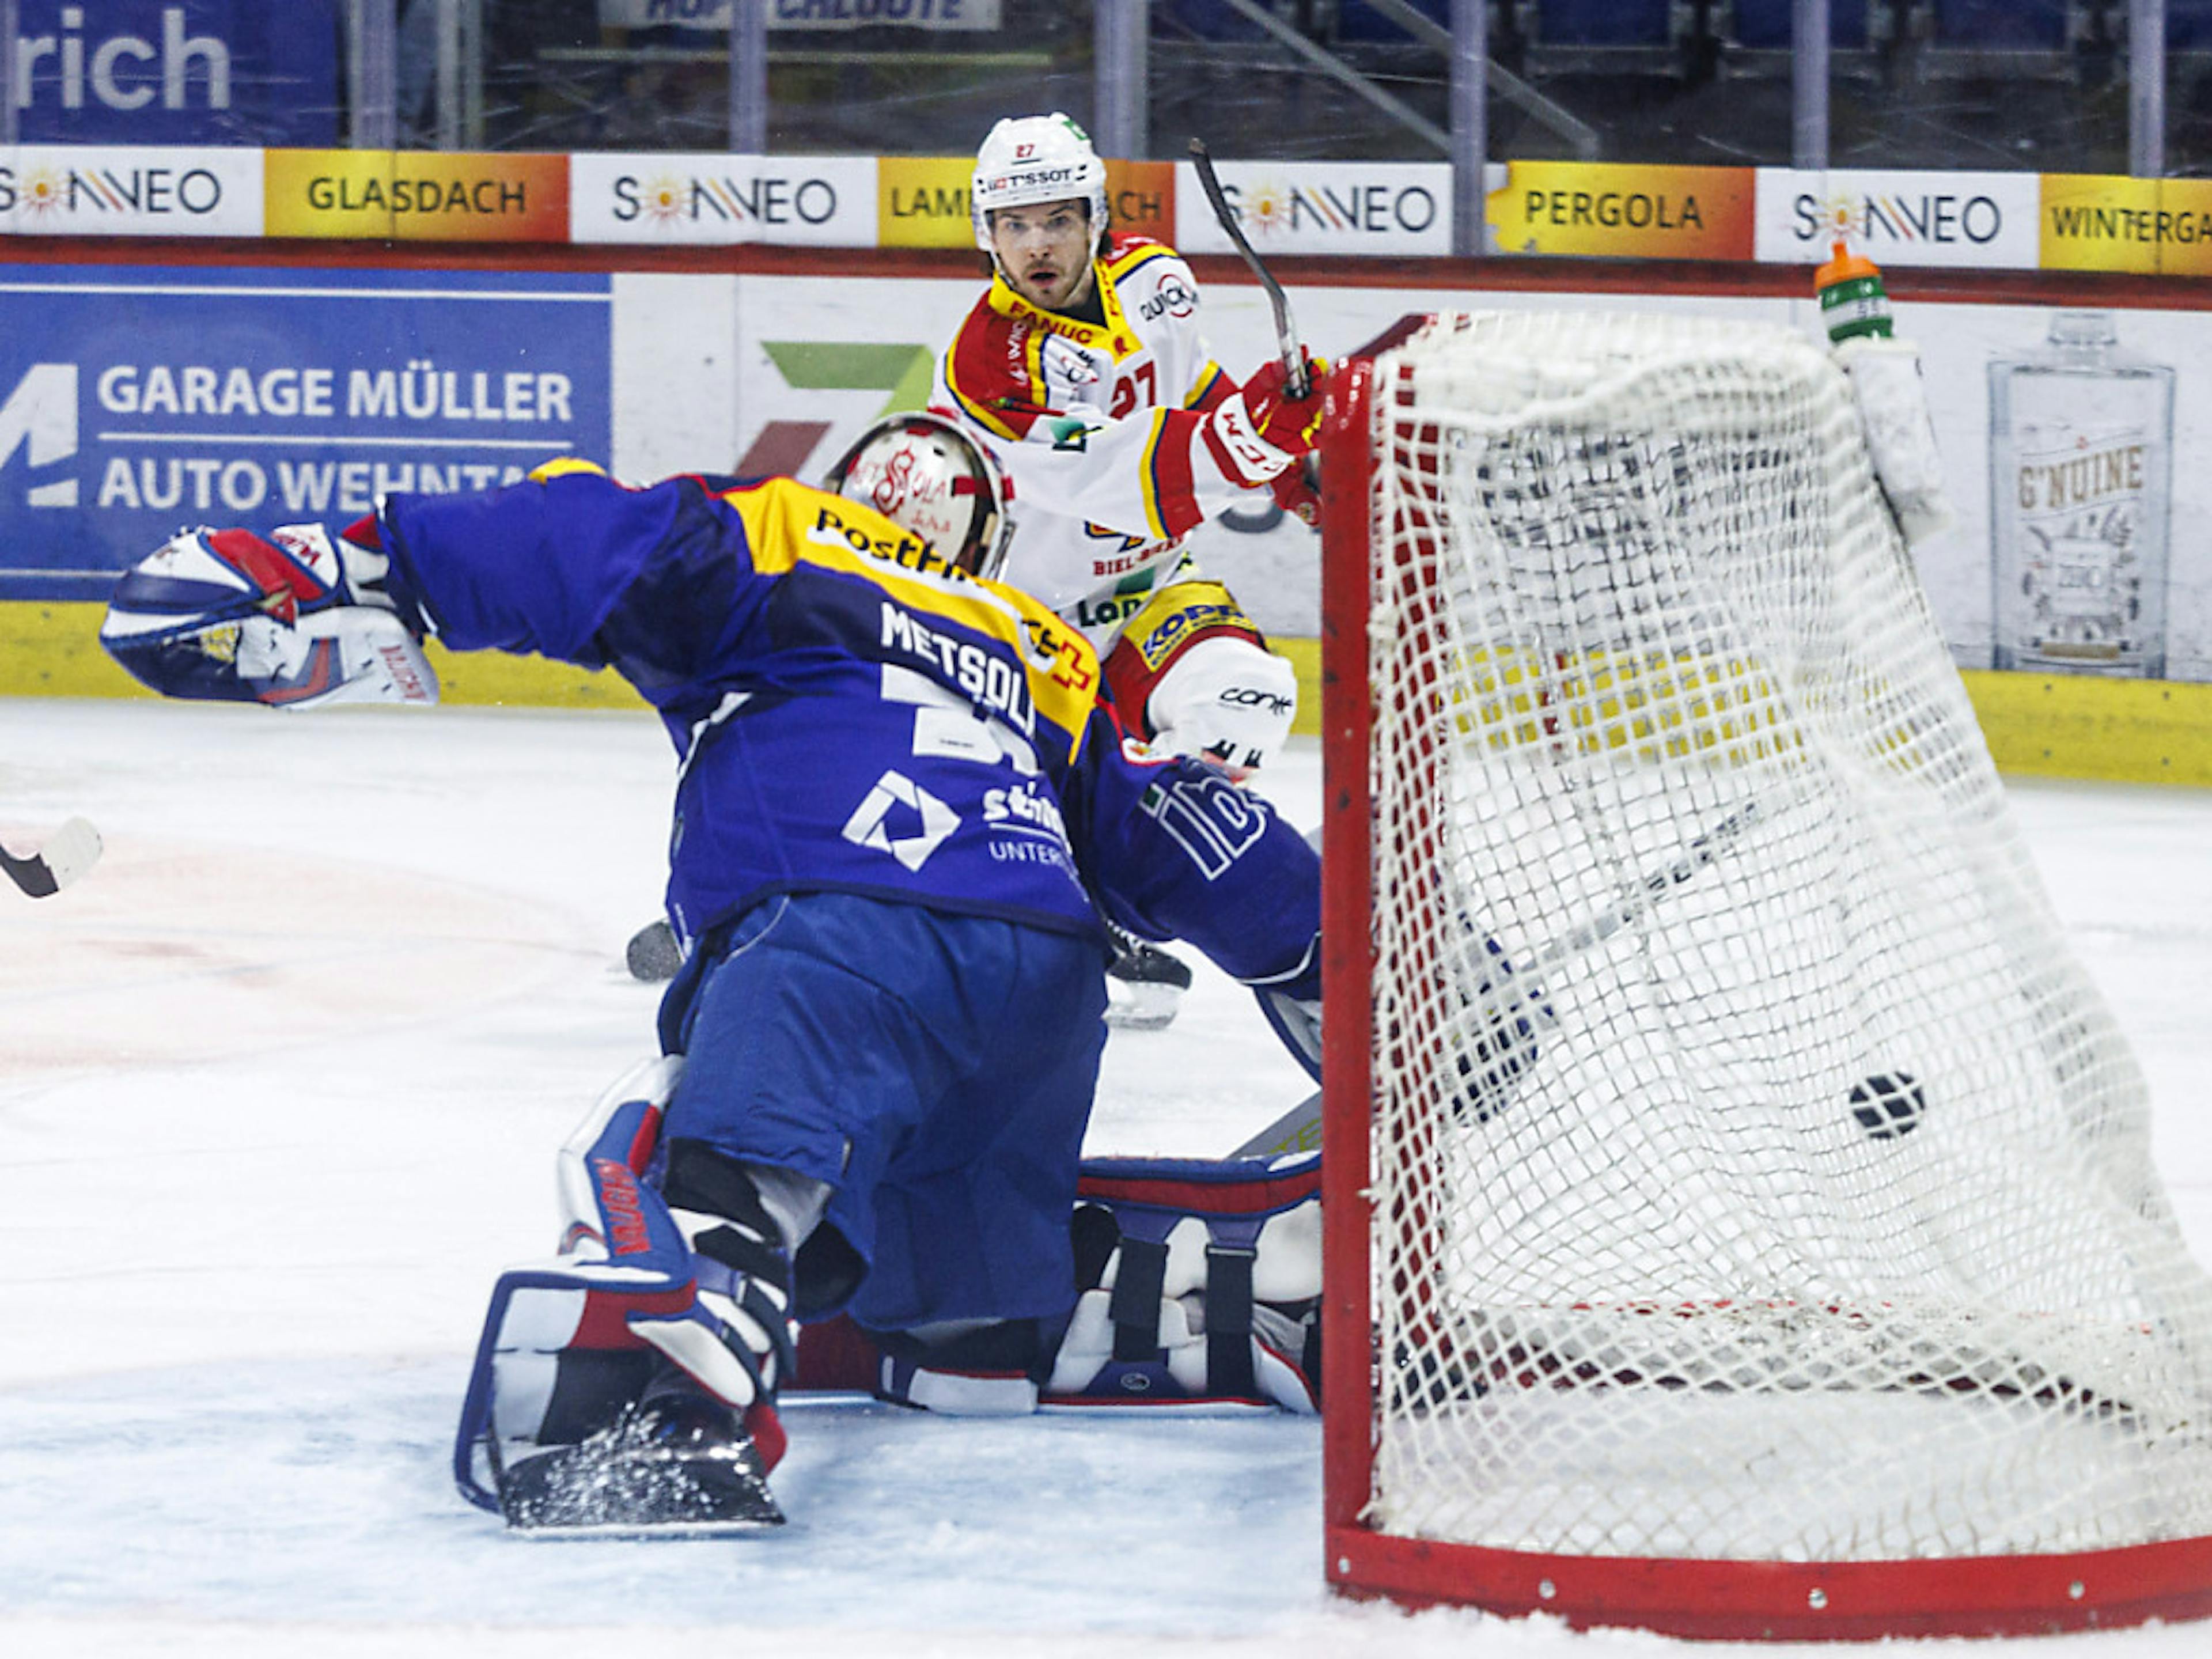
xmin=1926 ymin=0 xmax=2077 ymax=52
xmin=1531 ymin=0 xmax=1681 ymax=50
xmin=2166 ymin=0 xmax=2212 ymax=54
xmin=1729 ymin=0 xmax=1880 ymax=52
xmin=1332 ymin=0 xmax=1450 ymax=43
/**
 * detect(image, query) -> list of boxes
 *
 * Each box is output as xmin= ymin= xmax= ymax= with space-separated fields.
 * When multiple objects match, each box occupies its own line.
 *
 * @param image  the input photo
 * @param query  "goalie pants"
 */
xmin=661 ymin=891 xmax=1109 ymax=1335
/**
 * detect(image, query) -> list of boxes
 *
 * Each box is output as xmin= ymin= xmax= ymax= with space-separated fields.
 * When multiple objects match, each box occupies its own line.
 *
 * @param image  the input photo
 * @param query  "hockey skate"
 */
xmin=1104 ymin=923 xmax=1192 ymax=1030
xmin=496 ymin=1383 xmax=784 ymax=1535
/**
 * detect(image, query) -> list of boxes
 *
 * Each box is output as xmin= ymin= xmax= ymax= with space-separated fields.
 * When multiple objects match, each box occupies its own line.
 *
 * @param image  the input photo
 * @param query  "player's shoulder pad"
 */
xmin=1104 ymin=233 xmax=1183 ymax=274
xmin=527 ymin=456 xmax=609 ymax=484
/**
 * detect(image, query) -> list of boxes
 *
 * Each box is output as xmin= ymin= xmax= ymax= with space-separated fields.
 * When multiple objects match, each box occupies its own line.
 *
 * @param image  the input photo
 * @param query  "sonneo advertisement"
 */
xmin=570 ymin=154 xmax=877 ymax=246
xmin=0 ymin=145 xmax=262 ymax=237
xmin=1173 ymin=160 xmax=1451 ymax=258
xmin=1753 ymin=168 xmax=2040 ymax=269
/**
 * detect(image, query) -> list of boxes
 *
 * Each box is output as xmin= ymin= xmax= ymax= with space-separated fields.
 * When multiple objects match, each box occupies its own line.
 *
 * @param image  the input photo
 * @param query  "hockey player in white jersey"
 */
xmin=936 ymin=111 xmax=1325 ymax=1027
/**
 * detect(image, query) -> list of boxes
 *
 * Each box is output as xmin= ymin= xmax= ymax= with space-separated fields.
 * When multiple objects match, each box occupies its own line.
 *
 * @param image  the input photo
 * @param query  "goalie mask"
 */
xmin=825 ymin=412 xmax=1016 ymax=583
xmin=970 ymin=112 xmax=1109 ymax=258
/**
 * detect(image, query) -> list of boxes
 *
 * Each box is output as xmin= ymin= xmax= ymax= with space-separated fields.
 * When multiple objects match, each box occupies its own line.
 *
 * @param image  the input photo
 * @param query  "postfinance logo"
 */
xmin=0 ymin=364 xmax=81 ymax=507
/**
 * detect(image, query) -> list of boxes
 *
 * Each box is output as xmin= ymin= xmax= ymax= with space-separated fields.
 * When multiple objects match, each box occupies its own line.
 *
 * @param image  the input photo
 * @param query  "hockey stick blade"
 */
xmin=1188 ymin=138 xmax=1308 ymax=399
xmin=1 ymin=816 xmax=102 ymax=899
xmin=1226 ymin=801 xmax=1764 ymax=1159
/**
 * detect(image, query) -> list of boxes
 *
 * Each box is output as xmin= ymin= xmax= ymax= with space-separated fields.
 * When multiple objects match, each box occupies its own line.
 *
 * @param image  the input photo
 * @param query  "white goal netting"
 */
xmin=1354 ymin=310 xmax=2212 ymax=1566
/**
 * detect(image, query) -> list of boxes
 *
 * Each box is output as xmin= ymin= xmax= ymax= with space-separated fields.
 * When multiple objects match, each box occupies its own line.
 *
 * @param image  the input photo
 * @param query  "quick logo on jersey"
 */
xmin=880 ymin=601 xmax=1037 ymax=738
xmin=1139 ymin=275 xmax=1196 ymax=322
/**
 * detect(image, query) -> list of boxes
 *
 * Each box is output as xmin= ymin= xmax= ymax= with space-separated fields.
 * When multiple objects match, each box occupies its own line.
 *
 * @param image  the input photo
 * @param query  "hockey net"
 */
xmin=1316 ymin=310 xmax=2212 ymax=1639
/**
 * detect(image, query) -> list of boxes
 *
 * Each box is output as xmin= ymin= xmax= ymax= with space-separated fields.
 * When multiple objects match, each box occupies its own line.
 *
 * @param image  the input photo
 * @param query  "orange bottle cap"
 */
xmin=1816 ymin=240 xmax=1883 ymax=289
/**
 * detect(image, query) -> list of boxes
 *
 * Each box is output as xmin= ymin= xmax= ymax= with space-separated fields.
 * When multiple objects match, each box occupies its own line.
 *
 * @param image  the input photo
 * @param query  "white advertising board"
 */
xmin=570 ymin=154 xmax=877 ymax=247
xmin=1755 ymin=168 xmax=2041 ymax=270
xmin=0 ymin=145 xmax=263 ymax=238
xmin=1173 ymin=161 xmax=1453 ymax=259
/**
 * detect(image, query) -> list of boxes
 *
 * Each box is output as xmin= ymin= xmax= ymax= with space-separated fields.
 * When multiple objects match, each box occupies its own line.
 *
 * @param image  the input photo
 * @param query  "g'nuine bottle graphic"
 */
xmin=1988 ymin=311 xmax=2174 ymax=677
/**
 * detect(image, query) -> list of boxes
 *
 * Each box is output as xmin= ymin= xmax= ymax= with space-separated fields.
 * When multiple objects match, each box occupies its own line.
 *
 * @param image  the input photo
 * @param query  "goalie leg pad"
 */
xmin=1043 ymin=1152 xmax=1322 ymax=1412
xmin=453 ymin=1060 xmax=800 ymax=1517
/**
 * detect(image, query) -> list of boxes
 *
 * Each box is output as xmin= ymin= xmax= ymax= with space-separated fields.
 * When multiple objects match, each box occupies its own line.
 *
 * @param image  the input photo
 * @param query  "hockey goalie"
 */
xmin=97 ymin=415 xmax=1329 ymax=1533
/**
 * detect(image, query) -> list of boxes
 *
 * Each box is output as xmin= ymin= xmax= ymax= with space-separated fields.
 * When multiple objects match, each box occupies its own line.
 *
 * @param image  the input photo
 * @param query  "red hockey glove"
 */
xmin=1203 ymin=354 xmax=1326 ymax=488
xmin=1270 ymin=457 xmax=1321 ymax=529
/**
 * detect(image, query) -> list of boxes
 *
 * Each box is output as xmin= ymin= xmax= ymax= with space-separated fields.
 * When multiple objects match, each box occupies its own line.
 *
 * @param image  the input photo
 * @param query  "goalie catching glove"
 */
xmin=99 ymin=522 xmax=438 ymax=710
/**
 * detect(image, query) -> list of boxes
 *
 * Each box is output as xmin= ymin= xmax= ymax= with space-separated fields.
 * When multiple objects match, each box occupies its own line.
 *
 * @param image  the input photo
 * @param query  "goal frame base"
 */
xmin=1326 ymin=1526 xmax=2212 ymax=1641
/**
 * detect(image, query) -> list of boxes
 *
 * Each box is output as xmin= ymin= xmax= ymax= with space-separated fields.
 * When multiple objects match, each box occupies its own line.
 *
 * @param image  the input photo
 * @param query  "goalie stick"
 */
xmin=1 ymin=816 xmax=102 ymax=898
xmin=1229 ymin=800 xmax=1764 ymax=1159
xmin=1188 ymin=138 xmax=1309 ymax=400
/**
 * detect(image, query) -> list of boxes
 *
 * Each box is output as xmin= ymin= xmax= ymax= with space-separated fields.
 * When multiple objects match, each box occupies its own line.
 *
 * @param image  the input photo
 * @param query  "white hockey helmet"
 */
xmin=824 ymin=412 xmax=1016 ymax=583
xmin=970 ymin=112 xmax=1109 ymax=255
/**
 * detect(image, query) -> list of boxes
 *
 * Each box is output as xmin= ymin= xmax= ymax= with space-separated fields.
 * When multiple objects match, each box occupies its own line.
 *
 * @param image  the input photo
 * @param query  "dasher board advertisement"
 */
xmin=0 ymin=266 xmax=612 ymax=602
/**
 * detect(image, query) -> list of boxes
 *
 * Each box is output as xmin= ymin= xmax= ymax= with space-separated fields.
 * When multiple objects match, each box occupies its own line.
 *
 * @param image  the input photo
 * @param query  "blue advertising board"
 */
xmin=0 ymin=264 xmax=613 ymax=602
xmin=15 ymin=1 xmax=340 ymax=146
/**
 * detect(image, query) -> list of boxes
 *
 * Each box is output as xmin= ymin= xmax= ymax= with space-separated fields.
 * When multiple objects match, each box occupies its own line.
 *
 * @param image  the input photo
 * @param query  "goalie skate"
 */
xmin=1104 ymin=923 xmax=1191 ymax=1029
xmin=496 ymin=1396 xmax=784 ymax=1536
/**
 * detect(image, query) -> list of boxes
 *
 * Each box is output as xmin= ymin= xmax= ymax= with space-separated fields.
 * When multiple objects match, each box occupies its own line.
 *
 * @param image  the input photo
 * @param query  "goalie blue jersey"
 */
xmin=374 ymin=465 xmax=1317 ymax=980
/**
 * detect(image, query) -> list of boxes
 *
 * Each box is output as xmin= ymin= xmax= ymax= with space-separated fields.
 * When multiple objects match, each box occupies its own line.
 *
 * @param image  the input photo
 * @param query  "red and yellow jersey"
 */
xmin=933 ymin=236 xmax=1265 ymax=639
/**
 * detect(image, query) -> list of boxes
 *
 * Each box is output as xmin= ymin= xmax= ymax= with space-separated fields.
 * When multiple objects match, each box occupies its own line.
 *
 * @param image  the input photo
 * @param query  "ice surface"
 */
xmin=2 ymin=699 xmax=2209 ymax=1658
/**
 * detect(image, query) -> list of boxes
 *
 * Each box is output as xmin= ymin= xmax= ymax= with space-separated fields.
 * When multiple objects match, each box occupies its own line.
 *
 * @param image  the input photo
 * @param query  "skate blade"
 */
xmin=498 ymin=1438 xmax=786 ymax=1534
xmin=506 ymin=1512 xmax=785 ymax=1540
xmin=1104 ymin=983 xmax=1183 ymax=1030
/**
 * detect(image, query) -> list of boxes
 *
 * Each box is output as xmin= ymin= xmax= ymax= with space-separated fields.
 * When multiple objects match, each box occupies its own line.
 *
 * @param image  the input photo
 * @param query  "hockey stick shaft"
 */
xmin=1187 ymin=138 xmax=1309 ymax=399
xmin=1 ymin=816 xmax=103 ymax=898
xmin=1228 ymin=800 xmax=1763 ymax=1160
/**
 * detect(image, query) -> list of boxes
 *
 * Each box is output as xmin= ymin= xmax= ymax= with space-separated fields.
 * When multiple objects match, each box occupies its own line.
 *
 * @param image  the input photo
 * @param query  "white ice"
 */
xmin=3 ymin=698 xmax=2210 ymax=1659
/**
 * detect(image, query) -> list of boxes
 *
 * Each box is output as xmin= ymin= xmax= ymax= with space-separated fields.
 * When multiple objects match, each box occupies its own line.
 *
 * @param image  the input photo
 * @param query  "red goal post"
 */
xmin=1313 ymin=311 xmax=2212 ymax=1641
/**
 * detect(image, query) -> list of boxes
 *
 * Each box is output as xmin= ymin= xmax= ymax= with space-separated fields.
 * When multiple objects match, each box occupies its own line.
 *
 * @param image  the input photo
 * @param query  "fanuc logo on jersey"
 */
xmin=0 ymin=364 xmax=81 ymax=508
